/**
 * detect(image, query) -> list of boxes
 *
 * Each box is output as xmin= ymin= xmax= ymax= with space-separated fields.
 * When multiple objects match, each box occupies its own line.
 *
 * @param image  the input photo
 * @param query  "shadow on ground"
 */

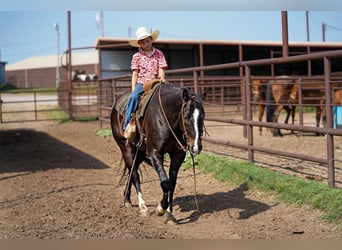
xmin=174 ymin=183 xmax=272 ymax=224
xmin=0 ymin=129 xmax=109 ymax=174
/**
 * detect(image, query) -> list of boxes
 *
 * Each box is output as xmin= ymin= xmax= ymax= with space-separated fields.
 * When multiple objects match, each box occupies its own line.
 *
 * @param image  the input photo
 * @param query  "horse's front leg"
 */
xmin=163 ymin=151 xmax=186 ymax=225
xmin=271 ymin=105 xmax=283 ymax=137
xmin=258 ymin=104 xmax=265 ymax=135
xmin=150 ymin=150 xmax=170 ymax=216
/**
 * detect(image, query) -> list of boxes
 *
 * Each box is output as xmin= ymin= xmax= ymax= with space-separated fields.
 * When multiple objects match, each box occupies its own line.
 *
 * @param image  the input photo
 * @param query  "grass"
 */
xmin=182 ymin=152 xmax=342 ymax=225
xmin=95 ymin=128 xmax=342 ymax=225
xmin=41 ymin=106 xmax=70 ymax=123
xmin=95 ymin=128 xmax=113 ymax=138
xmin=0 ymin=86 xmax=57 ymax=93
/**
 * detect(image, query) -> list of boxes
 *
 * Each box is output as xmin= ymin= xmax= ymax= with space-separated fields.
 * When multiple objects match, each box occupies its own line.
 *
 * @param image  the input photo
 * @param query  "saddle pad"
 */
xmin=114 ymin=92 xmax=130 ymax=116
xmin=115 ymin=83 xmax=160 ymax=118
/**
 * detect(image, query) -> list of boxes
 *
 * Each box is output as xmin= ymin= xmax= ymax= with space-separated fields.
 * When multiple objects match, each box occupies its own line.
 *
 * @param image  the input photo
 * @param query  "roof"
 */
xmin=6 ymin=51 xmax=99 ymax=71
xmin=95 ymin=37 xmax=342 ymax=49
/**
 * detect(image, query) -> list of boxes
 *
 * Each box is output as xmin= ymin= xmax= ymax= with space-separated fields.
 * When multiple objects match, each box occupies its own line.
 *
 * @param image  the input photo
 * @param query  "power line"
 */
xmin=308 ymin=12 xmax=342 ymax=32
xmin=325 ymin=23 xmax=342 ymax=32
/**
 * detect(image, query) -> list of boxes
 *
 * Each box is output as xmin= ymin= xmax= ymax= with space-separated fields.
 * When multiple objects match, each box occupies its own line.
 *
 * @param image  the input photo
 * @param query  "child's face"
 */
xmin=138 ymin=37 xmax=153 ymax=51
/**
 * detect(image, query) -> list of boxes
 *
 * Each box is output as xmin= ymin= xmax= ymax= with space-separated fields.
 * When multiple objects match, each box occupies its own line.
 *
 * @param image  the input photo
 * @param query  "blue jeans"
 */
xmin=123 ymin=83 xmax=144 ymax=130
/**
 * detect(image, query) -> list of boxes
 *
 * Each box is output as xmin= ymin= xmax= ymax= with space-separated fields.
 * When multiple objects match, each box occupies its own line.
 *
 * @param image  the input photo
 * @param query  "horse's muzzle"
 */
xmin=253 ymin=94 xmax=260 ymax=102
xmin=190 ymin=143 xmax=202 ymax=154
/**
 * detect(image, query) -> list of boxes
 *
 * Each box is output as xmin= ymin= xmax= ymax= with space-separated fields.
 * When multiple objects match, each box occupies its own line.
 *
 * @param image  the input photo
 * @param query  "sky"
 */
xmin=1 ymin=1 xmax=342 ymax=64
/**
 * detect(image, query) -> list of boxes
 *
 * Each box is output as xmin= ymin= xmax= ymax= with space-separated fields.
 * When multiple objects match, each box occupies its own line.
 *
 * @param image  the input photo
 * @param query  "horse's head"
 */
xmin=181 ymin=88 xmax=205 ymax=154
xmin=252 ymin=80 xmax=262 ymax=102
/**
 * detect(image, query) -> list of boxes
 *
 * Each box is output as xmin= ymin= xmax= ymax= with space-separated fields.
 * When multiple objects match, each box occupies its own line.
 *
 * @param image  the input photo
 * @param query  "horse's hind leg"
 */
xmin=315 ymin=106 xmax=325 ymax=136
xmin=284 ymin=106 xmax=295 ymax=134
xmin=132 ymin=169 xmax=149 ymax=217
xmin=123 ymin=152 xmax=149 ymax=217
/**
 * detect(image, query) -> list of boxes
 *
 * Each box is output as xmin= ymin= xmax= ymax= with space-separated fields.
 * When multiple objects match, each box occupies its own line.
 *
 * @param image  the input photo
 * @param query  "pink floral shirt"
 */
xmin=131 ymin=47 xmax=168 ymax=84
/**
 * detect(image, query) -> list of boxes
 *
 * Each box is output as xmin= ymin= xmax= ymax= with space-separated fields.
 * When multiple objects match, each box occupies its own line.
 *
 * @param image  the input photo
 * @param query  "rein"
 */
xmin=158 ymin=86 xmax=188 ymax=152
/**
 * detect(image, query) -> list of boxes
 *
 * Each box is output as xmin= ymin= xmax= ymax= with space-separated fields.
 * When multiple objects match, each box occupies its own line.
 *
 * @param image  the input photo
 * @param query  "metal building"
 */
xmin=5 ymin=51 xmax=99 ymax=88
xmin=0 ymin=60 xmax=7 ymax=87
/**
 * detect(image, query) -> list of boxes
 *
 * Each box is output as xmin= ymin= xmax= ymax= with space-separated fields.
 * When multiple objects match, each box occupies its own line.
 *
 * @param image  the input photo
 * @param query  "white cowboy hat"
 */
xmin=129 ymin=27 xmax=160 ymax=47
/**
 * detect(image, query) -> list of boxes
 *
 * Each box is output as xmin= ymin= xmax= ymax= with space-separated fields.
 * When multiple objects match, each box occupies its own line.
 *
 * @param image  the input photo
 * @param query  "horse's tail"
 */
xmin=265 ymin=80 xmax=275 ymax=122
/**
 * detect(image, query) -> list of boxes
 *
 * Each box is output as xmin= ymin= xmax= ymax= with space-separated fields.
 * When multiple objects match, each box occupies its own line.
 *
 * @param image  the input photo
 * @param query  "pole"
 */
xmin=96 ymin=11 xmax=104 ymax=37
xmin=322 ymin=22 xmax=326 ymax=42
xmin=306 ymin=11 xmax=310 ymax=42
xmin=67 ymin=11 xmax=73 ymax=119
xmin=324 ymin=57 xmax=335 ymax=187
xmin=281 ymin=11 xmax=289 ymax=58
xmin=306 ymin=11 xmax=312 ymax=75
xmin=54 ymin=22 xmax=60 ymax=88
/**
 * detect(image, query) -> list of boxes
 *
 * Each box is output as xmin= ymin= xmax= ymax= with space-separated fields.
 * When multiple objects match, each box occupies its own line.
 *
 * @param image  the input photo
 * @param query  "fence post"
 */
xmin=324 ymin=57 xmax=335 ymax=188
xmin=193 ymin=70 xmax=198 ymax=94
xmin=245 ymin=65 xmax=254 ymax=163
xmin=34 ymin=92 xmax=38 ymax=121
xmin=297 ymin=78 xmax=304 ymax=136
xmin=0 ymin=93 xmax=2 ymax=123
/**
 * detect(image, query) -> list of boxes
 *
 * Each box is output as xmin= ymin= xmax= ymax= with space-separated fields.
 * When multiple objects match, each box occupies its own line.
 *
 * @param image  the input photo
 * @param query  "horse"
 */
xmin=252 ymin=78 xmax=296 ymax=136
xmin=266 ymin=77 xmax=326 ymax=137
xmin=110 ymin=82 xmax=205 ymax=224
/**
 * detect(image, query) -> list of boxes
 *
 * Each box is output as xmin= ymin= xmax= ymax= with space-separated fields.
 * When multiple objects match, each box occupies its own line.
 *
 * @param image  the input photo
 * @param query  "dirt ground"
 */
xmin=1 ymin=120 xmax=342 ymax=239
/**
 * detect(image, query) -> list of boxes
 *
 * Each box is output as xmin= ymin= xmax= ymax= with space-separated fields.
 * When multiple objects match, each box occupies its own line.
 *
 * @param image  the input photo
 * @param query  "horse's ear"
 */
xmin=183 ymin=88 xmax=190 ymax=101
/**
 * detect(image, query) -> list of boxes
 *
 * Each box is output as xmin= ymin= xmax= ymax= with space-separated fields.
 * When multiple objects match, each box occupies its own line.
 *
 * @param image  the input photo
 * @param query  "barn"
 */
xmin=5 ymin=38 xmax=342 ymax=88
xmin=5 ymin=51 xmax=99 ymax=88
xmin=96 ymin=38 xmax=342 ymax=79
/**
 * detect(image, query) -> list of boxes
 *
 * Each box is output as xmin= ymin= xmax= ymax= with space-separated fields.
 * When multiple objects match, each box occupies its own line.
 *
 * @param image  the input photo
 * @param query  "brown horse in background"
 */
xmin=252 ymin=78 xmax=296 ymax=136
xmin=267 ymin=77 xmax=326 ymax=137
xmin=334 ymin=89 xmax=342 ymax=105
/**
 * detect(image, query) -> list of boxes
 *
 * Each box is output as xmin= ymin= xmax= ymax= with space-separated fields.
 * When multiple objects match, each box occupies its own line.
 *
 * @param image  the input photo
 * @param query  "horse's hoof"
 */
xmin=140 ymin=209 xmax=150 ymax=218
xmin=156 ymin=204 xmax=165 ymax=216
xmin=165 ymin=212 xmax=178 ymax=225
xmin=124 ymin=202 xmax=133 ymax=208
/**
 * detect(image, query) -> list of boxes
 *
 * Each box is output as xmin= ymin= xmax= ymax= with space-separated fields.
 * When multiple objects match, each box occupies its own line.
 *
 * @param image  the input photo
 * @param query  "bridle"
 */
xmin=157 ymin=85 xmax=202 ymax=153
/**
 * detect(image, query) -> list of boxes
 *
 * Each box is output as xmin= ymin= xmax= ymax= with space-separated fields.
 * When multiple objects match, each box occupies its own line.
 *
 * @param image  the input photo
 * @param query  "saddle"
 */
xmin=115 ymin=79 xmax=162 ymax=144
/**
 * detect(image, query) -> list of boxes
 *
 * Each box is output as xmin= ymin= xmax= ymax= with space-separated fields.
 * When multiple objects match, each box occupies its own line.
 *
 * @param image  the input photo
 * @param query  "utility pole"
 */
xmin=322 ymin=22 xmax=326 ymax=42
xmin=53 ymin=22 xmax=60 ymax=88
xmin=96 ymin=11 xmax=104 ymax=37
xmin=67 ymin=11 xmax=73 ymax=119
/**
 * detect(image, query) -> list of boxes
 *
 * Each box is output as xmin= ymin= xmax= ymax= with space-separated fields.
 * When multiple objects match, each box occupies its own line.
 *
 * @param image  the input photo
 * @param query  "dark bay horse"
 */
xmin=110 ymin=82 xmax=205 ymax=224
xmin=265 ymin=77 xmax=325 ymax=136
xmin=252 ymin=78 xmax=296 ymax=136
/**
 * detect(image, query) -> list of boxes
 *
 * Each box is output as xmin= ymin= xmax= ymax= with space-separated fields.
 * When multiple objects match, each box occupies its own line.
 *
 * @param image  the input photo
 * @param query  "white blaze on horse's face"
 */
xmin=192 ymin=108 xmax=200 ymax=154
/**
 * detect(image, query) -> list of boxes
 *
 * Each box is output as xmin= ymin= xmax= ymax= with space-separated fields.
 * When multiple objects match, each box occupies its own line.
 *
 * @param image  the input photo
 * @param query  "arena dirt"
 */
xmin=0 ymin=120 xmax=341 ymax=239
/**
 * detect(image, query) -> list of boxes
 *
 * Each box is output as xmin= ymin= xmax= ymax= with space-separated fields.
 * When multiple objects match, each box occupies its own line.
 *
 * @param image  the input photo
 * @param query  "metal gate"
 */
xmin=0 ymin=81 xmax=98 ymax=123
